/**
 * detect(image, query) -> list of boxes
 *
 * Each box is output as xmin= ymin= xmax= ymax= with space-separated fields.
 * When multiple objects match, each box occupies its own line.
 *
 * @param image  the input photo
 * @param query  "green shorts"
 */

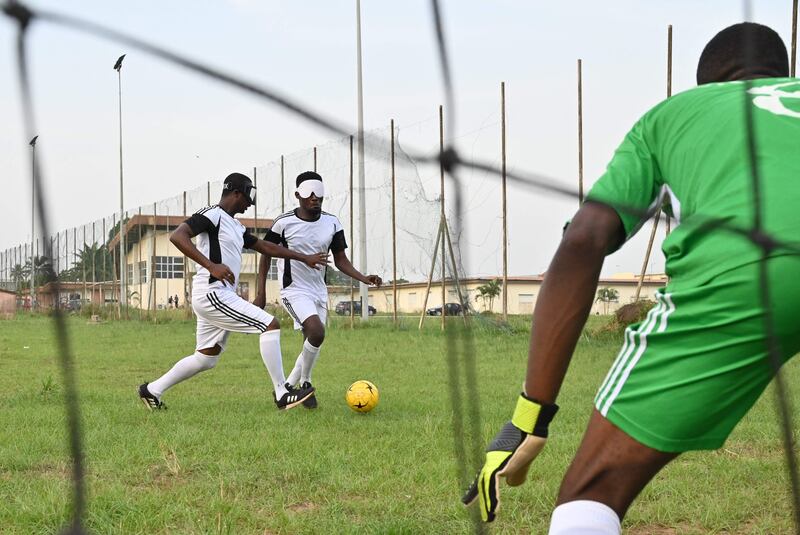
xmin=595 ymin=256 xmax=800 ymax=452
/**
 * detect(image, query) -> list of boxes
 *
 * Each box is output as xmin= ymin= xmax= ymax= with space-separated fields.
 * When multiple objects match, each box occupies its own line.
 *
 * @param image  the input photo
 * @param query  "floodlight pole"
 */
xmin=29 ymin=135 xmax=38 ymax=309
xmin=356 ymin=0 xmax=369 ymax=321
xmin=114 ymin=54 xmax=127 ymax=308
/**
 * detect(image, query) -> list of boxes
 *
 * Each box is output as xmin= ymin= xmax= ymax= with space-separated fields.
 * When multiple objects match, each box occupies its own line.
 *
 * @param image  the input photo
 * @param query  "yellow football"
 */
xmin=345 ymin=380 xmax=379 ymax=413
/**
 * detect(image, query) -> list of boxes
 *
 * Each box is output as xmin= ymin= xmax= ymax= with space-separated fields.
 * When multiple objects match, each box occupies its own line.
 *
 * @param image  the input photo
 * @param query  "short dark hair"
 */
xmin=697 ymin=22 xmax=789 ymax=85
xmin=296 ymin=171 xmax=322 ymax=187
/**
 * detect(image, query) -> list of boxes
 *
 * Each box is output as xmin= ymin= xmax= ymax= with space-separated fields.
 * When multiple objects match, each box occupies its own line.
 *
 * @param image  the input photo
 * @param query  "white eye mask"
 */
xmin=296 ymin=179 xmax=325 ymax=199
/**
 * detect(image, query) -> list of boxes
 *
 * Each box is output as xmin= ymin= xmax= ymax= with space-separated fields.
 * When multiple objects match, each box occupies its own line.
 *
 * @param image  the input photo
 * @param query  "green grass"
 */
xmin=0 ymin=314 xmax=796 ymax=534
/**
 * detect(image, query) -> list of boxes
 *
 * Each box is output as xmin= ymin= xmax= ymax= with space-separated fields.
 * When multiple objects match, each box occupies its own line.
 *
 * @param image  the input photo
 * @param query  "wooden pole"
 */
xmin=793 ymin=0 xmax=798 ymax=77
xmin=313 ymin=146 xmax=317 ymax=172
xmin=577 ymin=59 xmax=584 ymax=205
xmin=634 ymin=212 xmax=659 ymax=301
xmin=281 ymin=155 xmax=286 ymax=214
xmin=501 ymin=81 xmax=509 ymax=321
xmin=418 ymin=220 xmax=444 ymax=330
xmin=138 ymin=207 xmax=143 ymax=314
xmin=82 ymin=226 xmax=86 ymax=308
xmin=665 ymin=25 xmax=673 ymax=236
xmin=443 ymin=221 xmax=468 ymax=326
xmin=207 ymin=181 xmax=211 ymax=206
xmin=92 ymin=222 xmax=96 ymax=306
xmin=112 ymin=214 xmax=121 ymax=319
xmin=253 ymin=166 xmax=259 ymax=285
xmin=151 ymin=202 xmax=157 ymax=317
xmin=349 ymin=136 xmax=355 ymax=329
xmin=182 ymin=192 xmax=188 ymax=311
xmin=439 ymin=105 xmax=446 ymax=330
xmin=391 ymin=119 xmax=398 ymax=324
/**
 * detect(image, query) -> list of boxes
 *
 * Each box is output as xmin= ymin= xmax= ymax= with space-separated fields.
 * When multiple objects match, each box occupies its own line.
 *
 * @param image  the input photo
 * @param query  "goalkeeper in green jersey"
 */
xmin=464 ymin=22 xmax=800 ymax=534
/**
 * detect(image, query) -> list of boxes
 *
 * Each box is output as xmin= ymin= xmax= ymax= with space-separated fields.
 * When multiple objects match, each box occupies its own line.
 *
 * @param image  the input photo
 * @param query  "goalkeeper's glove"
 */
xmin=462 ymin=392 xmax=559 ymax=522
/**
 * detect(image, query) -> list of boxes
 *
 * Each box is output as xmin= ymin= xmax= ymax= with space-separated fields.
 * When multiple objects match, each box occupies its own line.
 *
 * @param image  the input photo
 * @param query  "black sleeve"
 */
xmin=185 ymin=213 xmax=214 ymax=235
xmin=243 ymin=231 xmax=258 ymax=249
xmin=330 ymin=229 xmax=347 ymax=253
xmin=264 ymin=229 xmax=282 ymax=244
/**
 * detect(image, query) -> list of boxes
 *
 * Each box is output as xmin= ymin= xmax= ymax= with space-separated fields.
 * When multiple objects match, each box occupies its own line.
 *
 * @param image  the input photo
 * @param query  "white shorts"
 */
xmin=280 ymin=292 xmax=328 ymax=330
xmin=192 ymin=289 xmax=275 ymax=351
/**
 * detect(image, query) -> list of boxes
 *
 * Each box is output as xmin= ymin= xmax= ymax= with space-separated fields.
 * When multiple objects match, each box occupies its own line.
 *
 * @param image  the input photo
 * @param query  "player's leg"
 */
xmin=283 ymin=294 xmax=324 ymax=386
xmin=139 ymin=315 xmax=228 ymax=409
xmin=205 ymin=289 xmax=314 ymax=409
xmin=548 ymin=410 xmax=677 ymax=534
xmin=298 ymin=300 xmax=327 ymax=384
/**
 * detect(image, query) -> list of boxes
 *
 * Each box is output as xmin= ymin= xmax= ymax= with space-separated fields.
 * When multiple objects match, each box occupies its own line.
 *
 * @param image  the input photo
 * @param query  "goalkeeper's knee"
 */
xmin=548 ymin=500 xmax=620 ymax=535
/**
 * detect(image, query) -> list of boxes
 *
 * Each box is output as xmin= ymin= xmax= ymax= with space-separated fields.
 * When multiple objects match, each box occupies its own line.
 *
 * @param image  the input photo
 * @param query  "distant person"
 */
xmin=253 ymin=171 xmax=382 ymax=408
xmin=138 ymin=173 xmax=328 ymax=411
xmin=167 ymin=295 xmax=173 ymax=309
xmin=174 ymin=294 xmax=180 ymax=308
xmin=463 ymin=23 xmax=800 ymax=534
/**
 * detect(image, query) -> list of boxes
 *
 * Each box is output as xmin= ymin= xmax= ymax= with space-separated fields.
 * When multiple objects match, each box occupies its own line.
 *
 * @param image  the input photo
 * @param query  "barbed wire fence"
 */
xmin=1 ymin=0 xmax=799 ymax=533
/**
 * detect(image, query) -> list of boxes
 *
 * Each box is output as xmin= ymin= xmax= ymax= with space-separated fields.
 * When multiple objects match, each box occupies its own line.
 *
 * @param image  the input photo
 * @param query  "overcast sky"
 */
xmin=1 ymin=1 xmax=795 ymax=279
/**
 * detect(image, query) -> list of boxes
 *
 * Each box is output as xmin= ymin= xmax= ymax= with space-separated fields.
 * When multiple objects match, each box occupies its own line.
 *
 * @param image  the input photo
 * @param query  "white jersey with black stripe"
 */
xmin=264 ymin=209 xmax=348 ymax=301
xmin=186 ymin=205 xmax=257 ymax=294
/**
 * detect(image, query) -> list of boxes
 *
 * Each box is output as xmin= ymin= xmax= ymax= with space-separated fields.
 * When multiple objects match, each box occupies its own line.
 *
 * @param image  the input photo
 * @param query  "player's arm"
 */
xmin=170 ymin=220 xmax=235 ymax=285
xmin=332 ymin=249 xmax=382 ymax=286
xmin=247 ymin=236 xmax=328 ymax=270
xmin=463 ymin=201 xmax=624 ymax=521
xmin=253 ymin=253 xmax=272 ymax=309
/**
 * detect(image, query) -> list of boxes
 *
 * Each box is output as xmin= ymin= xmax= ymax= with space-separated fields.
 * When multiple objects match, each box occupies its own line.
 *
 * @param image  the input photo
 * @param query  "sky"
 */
xmin=0 ymin=0 xmax=796 ymax=280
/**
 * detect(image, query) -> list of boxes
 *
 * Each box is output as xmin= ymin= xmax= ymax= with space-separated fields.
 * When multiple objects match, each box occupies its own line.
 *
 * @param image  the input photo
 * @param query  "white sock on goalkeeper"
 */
xmin=548 ymin=500 xmax=621 ymax=535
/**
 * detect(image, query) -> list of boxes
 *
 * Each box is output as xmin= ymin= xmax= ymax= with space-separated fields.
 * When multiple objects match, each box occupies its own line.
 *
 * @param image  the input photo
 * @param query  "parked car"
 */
xmin=335 ymin=300 xmax=376 ymax=316
xmin=426 ymin=302 xmax=465 ymax=316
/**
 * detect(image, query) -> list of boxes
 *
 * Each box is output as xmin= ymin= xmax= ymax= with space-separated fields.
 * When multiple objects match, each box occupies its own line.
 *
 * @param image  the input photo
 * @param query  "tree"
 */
xmin=59 ymin=243 xmax=114 ymax=282
xmin=595 ymin=287 xmax=620 ymax=314
xmin=22 ymin=256 xmax=54 ymax=287
xmin=10 ymin=263 xmax=26 ymax=292
xmin=475 ymin=279 xmax=502 ymax=312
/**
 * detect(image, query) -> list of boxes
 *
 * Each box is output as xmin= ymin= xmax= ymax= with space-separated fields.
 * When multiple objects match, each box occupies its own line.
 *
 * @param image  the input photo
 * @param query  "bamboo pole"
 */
xmin=253 ymin=166 xmax=259 ymax=287
xmin=112 ymin=213 xmax=121 ymax=319
xmin=439 ymin=105 xmax=446 ymax=330
xmin=665 ymin=25 xmax=673 ymax=235
xmin=138 ymin=207 xmax=143 ymax=315
xmin=150 ymin=202 xmax=157 ymax=317
xmin=182 ymin=192 xmax=188 ymax=312
xmin=443 ymin=221 xmax=468 ymax=326
xmin=349 ymin=136 xmax=355 ymax=329
xmin=92 ymin=222 xmax=96 ymax=306
xmin=207 ymin=181 xmax=211 ymax=206
xmin=314 ymin=146 xmax=317 ymax=172
xmin=281 ymin=155 xmax=286 ymax=214
xmin=501 ymin=81 xmax=508 ymax=321
xmin=418 ymin=220 xmax=444 ymax=330
xmin=82 ymin=226 xmax=86 ymax=308
xmin=391 ymin=119 xmax=398 ymax=325
xmin=577 ymin=59 xmax=584 ymax=204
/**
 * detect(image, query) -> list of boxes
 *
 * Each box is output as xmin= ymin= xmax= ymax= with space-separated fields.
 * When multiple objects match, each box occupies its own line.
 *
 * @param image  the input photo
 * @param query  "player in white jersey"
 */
xmin=254 ymin=171 xmax=382 ymax=408
xmin=138 ymin=173 xmax=328 ymax=411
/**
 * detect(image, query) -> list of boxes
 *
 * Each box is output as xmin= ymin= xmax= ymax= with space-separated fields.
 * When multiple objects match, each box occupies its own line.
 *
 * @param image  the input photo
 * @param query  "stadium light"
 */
xmin=29 ymin=135 xmax=37 ymax=309
xmin=114 ymin=54 xmax=126 ymax=308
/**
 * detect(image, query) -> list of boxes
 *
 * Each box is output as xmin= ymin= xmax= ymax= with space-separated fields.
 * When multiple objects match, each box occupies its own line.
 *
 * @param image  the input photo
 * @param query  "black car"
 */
xmin=335 ymin=300 xmax=376 ymax=316
xmin=426 ymin=302 xmax=464 ymax=316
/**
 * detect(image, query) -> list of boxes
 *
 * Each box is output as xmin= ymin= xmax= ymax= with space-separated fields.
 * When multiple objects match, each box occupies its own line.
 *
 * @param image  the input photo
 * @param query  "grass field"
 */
xmin=0 ymin=313 xmax=797 ymax=534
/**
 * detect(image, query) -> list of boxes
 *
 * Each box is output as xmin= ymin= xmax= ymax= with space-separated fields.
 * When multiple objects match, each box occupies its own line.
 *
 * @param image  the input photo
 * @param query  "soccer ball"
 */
xmin=345 ymin=380 xmax=379 ymax=413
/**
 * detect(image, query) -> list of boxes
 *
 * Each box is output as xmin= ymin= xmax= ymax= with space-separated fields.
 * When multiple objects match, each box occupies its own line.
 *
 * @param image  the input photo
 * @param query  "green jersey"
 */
xmin=587 ymin=77 xmax=800 ymax=287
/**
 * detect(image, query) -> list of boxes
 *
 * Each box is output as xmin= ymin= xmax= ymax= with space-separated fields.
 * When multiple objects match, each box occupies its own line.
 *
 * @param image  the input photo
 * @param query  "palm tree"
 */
xmin=475 ymin=279 xmax=502 ymax=312
xmin=10 ymin=263 xmax=26 ymax=292
xmin=595 ymin=287 xmax=620 ymax=314
xmin=23 ymin=255 xmax=55 ymax=286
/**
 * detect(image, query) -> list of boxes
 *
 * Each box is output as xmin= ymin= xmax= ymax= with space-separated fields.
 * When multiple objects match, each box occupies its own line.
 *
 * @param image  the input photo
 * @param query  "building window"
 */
xmin=268 ymin=258 xmax=278 ymax=280
xmin=126 ymin=263 xmax=133 ymax=283
xmin=137 ymin=261 xmax=147 ymax=284
xmin=518 ymin=293 xmax=535 ymax=314
xmin=155 ymin=256 xmax=184 ymax=279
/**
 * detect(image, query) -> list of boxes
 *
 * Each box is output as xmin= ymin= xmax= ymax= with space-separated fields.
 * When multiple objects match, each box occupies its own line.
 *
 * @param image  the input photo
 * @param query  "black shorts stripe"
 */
xmin=208 ymin=293 xmax=267 ymax=333
xmin=208 ymin=292 xmax=268 ymax=333
xmin=282 ymin=297 xmax=302 ymax=324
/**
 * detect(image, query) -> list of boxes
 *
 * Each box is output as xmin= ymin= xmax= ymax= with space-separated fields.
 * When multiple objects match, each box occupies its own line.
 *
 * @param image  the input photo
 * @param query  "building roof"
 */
xmin=107 ymin=213 xmax=273 ymax=250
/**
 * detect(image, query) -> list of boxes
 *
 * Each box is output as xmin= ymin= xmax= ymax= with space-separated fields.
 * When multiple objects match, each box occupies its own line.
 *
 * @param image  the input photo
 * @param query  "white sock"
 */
xmin=548 ymin=500 xmax=621 ymax=535
xmin=260 ymin=330 xmax=288 ymax=398
xmin=148 ymin=352 xmax=219 ymax=398
xmin=286 ymin=352 xmax=304 ymax=387
xmin=299 ymin=339 xmax=321 ymax=384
